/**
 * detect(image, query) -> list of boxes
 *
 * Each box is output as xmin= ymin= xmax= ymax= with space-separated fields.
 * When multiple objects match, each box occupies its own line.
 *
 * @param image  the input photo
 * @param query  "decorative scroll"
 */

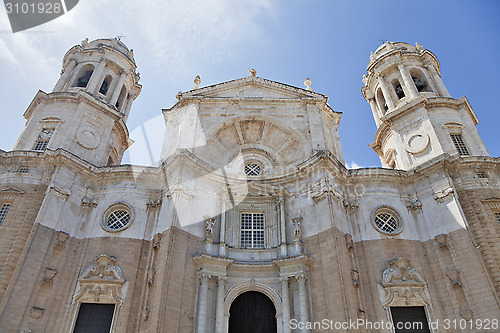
xmin=380 ymin=258 xmax=430 ymax=307
xmin=73 ymin=255 xmax=125 ymax=305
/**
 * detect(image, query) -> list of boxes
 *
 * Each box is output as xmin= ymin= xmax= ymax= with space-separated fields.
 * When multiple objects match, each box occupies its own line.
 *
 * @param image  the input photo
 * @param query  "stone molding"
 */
xmin=49 ymin=185 xmax=71 ymax=200
xmin=433 ymin=187 xmax=454 ymax=203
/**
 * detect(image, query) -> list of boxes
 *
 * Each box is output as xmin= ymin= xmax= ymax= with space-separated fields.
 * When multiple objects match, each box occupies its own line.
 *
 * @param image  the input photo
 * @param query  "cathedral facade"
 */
xmin=0 ymin=38 xmax=499 ymax=332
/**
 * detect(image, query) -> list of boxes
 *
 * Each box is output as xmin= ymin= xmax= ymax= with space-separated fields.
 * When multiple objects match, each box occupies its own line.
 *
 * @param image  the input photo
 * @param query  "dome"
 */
xmin=373 ymin=41 xmax=419 ymax=57
xmin=81 ymin=38 xmax=135 ymax=63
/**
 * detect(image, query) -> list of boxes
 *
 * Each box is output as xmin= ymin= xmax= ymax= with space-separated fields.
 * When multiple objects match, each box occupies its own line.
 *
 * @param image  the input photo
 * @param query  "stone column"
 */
xmin=219 ymin=199 xmax=227 ymax=256
xmin=86 ymin=60 xmax=107 ymax=93
xmin=377 ymin=76 xmax=395 ymax=110
xmin=279 ymin=197 xmax=287 ymax=257
xmin=53 ymin=59 xmax=77 ymax=92
xmin=197 ymin=273 xmax=210 ymax=332
xmin=296 ymin=274 xmax=310 ymax=332
xmin=122 ymin=95 xmax=134 ymax=122
xmin=110 ymin=72 xmax=127 ymax=107
xmin=398 ymin=64 xmax=418 ymax=98
xmin=281 ymin=277 xmax=291 ymax=333
xmin=215 ymin=276 xmax=226 ymax=332
xmin=368 ymin=98 xmax=382 ymax=126
xmin=426 ymin=64 xmax=451 ymax=97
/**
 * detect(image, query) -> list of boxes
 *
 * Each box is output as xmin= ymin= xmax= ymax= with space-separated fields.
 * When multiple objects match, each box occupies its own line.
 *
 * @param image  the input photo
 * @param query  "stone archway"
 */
xmin=229 ymin=291 xmax=277 ymax=333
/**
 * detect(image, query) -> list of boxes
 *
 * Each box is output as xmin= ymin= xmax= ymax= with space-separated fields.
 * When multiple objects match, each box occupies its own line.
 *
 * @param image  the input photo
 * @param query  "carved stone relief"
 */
xmin=73 ymin=255 xmax=125 ymax=305
xmin=380 ymin=258 xmax=430 ymax=307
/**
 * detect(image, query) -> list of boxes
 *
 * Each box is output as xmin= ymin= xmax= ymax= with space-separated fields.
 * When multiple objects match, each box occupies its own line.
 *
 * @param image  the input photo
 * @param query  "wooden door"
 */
xmin=229 ymin=291 xmax=277 ymax=333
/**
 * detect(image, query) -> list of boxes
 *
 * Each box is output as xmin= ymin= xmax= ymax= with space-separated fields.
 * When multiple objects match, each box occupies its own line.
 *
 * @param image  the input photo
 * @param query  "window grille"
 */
xmin=450 ymin=134 xmax=470 ymax=156
xmin=244 ymin=163 xmax=261 ymax=176
xmin=241 ymin=212 xmax=264 ymax=249
xmin=374 ymin=211 xmax=400 ymax=234
xmin=106 ymin=209 xmax=131 ymax=231
xmin=495 ymin=212 xmax=500 ymax=224
xmin=18 ymin=166 xmax=29 ymax=173
xmin=0 ymin=203 xmax=12 ymax=226
xmin=33 ymin=128 xmax=53 ymax=151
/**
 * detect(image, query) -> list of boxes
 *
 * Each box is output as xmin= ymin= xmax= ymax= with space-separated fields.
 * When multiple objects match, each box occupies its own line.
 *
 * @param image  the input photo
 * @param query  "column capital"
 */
xmin=199 ymin=272 xmax=211 ymax=281
xmin=295 ymin=273 xmax=307 ymax=282
xmin=279 ymin=276 xmax=289 ymax=283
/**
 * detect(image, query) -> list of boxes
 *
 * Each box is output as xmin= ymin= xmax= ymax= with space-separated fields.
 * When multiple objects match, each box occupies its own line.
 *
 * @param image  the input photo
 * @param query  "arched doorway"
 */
xmin=229 ymin=291 xmax=277 ymax=333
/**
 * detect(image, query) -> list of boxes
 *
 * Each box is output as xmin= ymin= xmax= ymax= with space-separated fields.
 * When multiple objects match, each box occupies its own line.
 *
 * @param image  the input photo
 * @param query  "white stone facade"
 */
xmin=0 ymin=39 xmax=499 ymax=332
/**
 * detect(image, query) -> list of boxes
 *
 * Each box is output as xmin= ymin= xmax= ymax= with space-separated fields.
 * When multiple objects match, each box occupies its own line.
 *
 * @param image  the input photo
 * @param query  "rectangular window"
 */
xmin=240 ymin=212 xmax=265 ymax=249
xmin=0 ymin=203 xmax=12 ymax=226
xmin=33 ymin=128 xmax=53 ymax=151
xmin=73 ymin=303 xmax=115 ymax=333
xmin=476 ymin=172 xmax=487 ymax=179
xmin=18 ymin=166 xmax=29 ymax=173
xmin=450 ymin=134 xmax=470 ymax=156
xmin=495 ymin=212 xmax=500 ymax=224
xmin=390 ymin=306 xmax=431 ymax=333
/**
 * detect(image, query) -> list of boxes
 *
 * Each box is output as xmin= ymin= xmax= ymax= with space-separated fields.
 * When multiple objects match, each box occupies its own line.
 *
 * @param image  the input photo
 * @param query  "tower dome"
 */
xmin=362 ymin=41 xmax=488 ymax=170
xmin=14 ymin=38 xmax=142 ymax=167
xmin=53 ymin=37 xmax=141 ymax=120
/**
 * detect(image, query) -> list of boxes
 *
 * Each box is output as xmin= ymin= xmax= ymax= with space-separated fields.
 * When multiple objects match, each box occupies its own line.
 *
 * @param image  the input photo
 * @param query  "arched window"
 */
xmin=410 ymin=68 xmax=431 ymax=92
xmin=115 ymin=85 xmax=127 ymax=110
xmin=73 ymin=64 xmax=95 ymax=88
xmin=376 ymin=88 xmax=388 ymax=115
xmin=99 ymin=75 xmax=113 ymax=95
xmin=392 ymin=78 xmax=405 ymax=99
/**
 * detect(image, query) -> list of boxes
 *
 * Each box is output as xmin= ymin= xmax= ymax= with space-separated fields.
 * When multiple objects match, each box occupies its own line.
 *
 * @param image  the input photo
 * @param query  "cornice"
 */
xmin=2 ymin=147 xmax=496 ymax=197
xmin=371 ymin=96 xmax=479 ymax=151
xmin=62 ymin=43 xmax=137 ymax=70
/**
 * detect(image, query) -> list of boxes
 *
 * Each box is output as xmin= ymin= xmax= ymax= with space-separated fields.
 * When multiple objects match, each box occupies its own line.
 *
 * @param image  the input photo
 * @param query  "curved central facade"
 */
xmin=0 ymin=39 xmax=499 ymax=332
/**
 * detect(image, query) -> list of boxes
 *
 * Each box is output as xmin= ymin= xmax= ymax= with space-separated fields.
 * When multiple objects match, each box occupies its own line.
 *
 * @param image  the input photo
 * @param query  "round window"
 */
xmin=244 ymin=163 xmax=261 ymax=176
xmin=102 ymin=204 xmax=132 ymax=232
xmin=373 ymin=208 xmax=402 ymax=235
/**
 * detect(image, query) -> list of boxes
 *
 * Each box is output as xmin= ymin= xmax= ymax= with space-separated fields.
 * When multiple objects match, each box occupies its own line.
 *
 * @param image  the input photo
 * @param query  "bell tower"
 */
xmin=14 ymin=38 xmax=142 ymax=166
xmin=362 ymin=42 xmax=488 ymax=170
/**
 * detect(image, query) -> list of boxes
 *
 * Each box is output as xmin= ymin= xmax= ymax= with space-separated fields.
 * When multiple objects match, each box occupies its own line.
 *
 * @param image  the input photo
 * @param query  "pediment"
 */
xmin=481 ymin=197 xmax=500 ymax=210
xmin=181 ymin=76 xmax=325 ymax=100
xmin=481 ymin=196 xmax=500 ymax=203
xmin=1 ymin=187 xmax=25 ymax=195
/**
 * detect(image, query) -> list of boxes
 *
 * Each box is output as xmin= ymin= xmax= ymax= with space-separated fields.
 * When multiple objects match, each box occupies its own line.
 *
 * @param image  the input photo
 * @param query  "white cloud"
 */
xmin=0 ymin=0 xmax=277 ymax=151
xmin=347 ymin=161 xmax=361 ymax=169
xmin=0 ymin=0 xmax=276 ymax=84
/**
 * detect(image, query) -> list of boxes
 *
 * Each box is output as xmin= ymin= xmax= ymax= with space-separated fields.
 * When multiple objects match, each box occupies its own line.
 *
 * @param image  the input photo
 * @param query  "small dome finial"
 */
xmin=248 ymin=68 xmax=257 ymax=77
xmin=193 ymin=75 xmax=201 ymax=89
xmin=415 ymin=42 xmax=423 ymax=52
xmin=304 ymin=78 xmax=312 ymax=91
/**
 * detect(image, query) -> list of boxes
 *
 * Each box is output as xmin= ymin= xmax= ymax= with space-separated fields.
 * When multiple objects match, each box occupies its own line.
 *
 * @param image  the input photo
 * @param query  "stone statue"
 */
xmin=193 ymin=75 xmax=201 ymax=89
xmin=304 ymin=78 xmax=312 ymax=91
xmin=204 ymin=217 xmax=216 ymax=237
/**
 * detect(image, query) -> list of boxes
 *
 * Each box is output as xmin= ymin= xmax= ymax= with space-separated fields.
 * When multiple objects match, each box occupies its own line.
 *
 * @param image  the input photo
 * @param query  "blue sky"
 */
xmin=0 ymin=0 xmax=499 ymax=168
